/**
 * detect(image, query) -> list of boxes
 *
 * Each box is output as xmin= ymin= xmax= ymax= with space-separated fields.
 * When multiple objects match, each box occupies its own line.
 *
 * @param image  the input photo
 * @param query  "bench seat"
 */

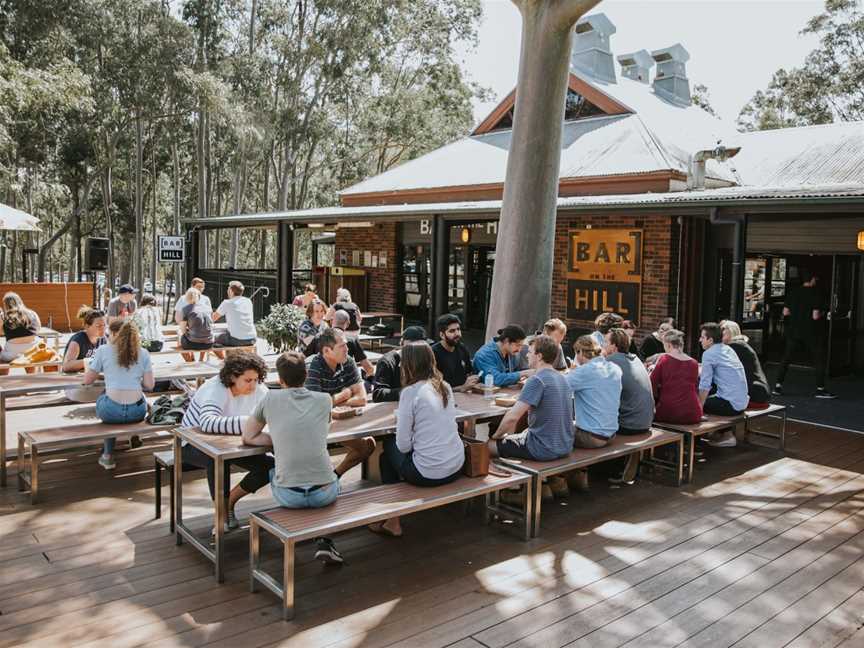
xmin=250 ymin=471 xmax=532 ymax=620
xmin=654 ymin=415 xmax=741 ymax=483
xmin=497 ymin=427 xmax=683 ymax=537
xmin=744 ymin=403 xmax=788 ymax=449
xmin=14 ymin=402 xmax=175 ymax=503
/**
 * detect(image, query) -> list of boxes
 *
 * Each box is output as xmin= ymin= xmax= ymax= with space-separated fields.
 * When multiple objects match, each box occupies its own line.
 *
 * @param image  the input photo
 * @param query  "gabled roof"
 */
xmin=733 ymin=121 xmax=864 ymax=187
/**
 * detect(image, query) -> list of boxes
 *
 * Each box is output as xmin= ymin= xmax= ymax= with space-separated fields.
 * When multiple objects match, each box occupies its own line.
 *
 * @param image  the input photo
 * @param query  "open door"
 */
xmin=828 ymin=255 xmax=859 ymax=376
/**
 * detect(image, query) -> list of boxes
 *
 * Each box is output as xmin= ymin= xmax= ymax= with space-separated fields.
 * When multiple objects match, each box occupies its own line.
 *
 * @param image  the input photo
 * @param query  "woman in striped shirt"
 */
xmin=180 ymin=351 xmax=272 ymax=531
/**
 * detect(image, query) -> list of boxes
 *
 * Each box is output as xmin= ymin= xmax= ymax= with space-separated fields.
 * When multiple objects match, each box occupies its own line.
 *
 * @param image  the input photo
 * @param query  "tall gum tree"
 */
xmin=485 ymin=0 xmax=601 ymax=339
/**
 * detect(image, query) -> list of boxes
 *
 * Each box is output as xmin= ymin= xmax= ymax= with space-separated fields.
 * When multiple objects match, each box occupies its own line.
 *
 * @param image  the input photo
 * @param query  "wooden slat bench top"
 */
xmin=254 ymin=472 xmax=530 ymax=544
xmin=6 ymin=391 xmax=74 ymax=411
xmin=498 ymin=427 xmax=682 ymax=478
xmin=655 ymin=414 xmax=742 ymax=436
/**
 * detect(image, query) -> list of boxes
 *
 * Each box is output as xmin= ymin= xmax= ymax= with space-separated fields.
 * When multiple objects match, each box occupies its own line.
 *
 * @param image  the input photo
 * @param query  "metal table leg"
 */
xmin=282 ymin=540 xmax=296 ymax=620
xmin=1 ymin=395 xmax=6 ymax=487
xmin=214 ymin=457 xmax=226 ymax=583
xmin=174 ymin=435 xmax=184 ymax=546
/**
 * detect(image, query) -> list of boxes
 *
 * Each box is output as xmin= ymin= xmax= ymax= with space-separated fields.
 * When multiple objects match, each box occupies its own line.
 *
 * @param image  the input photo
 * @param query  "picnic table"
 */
xmin=362 ymin=311 xmax=404 ymax=336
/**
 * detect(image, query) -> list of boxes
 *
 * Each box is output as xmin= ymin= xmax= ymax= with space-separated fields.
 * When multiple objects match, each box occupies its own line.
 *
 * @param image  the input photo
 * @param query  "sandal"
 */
xmin=368 ymin=522 xmax=402 ymax=538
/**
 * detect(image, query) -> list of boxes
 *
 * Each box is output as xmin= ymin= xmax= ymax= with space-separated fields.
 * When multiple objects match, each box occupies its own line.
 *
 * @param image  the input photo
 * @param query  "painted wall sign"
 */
xmin=567 ymin=228 xmax=642 ymax=321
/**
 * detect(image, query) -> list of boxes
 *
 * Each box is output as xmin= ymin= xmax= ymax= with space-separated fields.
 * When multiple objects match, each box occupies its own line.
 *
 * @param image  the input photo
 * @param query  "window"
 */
xmin=198 ymin=227 xmax=277 ymax=271
xmin=488 ymin=89 xmax=605 ymax=132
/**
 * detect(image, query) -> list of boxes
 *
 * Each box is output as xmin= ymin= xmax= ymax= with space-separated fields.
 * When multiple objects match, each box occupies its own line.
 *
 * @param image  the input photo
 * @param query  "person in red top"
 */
xmin=650 ymin=328 xmax=702 ymax=424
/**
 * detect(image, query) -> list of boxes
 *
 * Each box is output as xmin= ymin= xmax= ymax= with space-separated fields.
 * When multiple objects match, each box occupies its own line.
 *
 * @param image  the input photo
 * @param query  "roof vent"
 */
xmin=617 ymin=50 xmax=654 ymax=84
xmin=571 ymin=13 xmax=617 ymax=84
xmin=651 ymin=44 xmax=691 ymax=105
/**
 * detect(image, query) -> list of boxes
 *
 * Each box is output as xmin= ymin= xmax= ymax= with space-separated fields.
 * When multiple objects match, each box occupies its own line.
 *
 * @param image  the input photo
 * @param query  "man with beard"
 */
xmin=431 ymin=314 xmax=480 ymax=392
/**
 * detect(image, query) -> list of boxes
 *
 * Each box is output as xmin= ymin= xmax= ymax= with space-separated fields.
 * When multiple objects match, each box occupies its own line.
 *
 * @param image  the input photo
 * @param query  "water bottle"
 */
xmin=483 ymin=371 xmax=495 ymax=399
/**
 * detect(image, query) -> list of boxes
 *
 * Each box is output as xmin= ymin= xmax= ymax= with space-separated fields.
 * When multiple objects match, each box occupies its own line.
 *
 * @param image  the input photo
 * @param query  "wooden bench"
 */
xmin=744 ymin=404 xmax=788 ymax=450
xmin=654 ymin=415 xmax=743 ymax=483
xmin=496 ymin=427 xmax=683 ymax=537
xmin=249 ymin=472 xmax=533 ymax=620
xmin=14 ymin=403 xmax=175 ymax=503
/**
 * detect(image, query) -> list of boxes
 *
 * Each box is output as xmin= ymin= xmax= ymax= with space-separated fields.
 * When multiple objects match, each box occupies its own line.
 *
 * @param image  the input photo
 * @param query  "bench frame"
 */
xmin=743 ymin=404 xmax=789 ymax=450
xmin=249 ymin=474 xmax=533 ymax=620
xmin=498 ymin=428 xmax=684 ymax=538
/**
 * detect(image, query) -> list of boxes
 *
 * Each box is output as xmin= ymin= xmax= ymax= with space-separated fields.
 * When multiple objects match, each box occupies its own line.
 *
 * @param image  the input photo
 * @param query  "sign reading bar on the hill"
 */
xmin=567 ymin=228 xmax=642 ymax=321
xmin=158 ymin=235 xmax=185 ymax=262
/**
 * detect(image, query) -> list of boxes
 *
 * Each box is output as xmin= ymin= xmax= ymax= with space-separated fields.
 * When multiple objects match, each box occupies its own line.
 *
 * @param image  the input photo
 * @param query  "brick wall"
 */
xmin=334 ymin=223 xmax=399 ymax=312
xmin=551 ymin=213 xmax=678 ymax=343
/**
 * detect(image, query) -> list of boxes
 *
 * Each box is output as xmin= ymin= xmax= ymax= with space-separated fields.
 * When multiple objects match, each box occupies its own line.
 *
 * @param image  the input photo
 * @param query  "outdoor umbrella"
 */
xmin=0 ymin=203 xmax=40 ymax=231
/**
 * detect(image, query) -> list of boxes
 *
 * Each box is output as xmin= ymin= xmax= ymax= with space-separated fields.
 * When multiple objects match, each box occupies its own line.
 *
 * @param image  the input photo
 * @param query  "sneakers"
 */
xmin=772 ymin=383 xmax=783 ymax=396
xmin=703 ymin=431 xmax=737 ymax=448
xmin=98 ymin=454 xmax=116 ymax=470
xmin=815 ymin=388 xmax=838 ymax=400
xmin=210 ymin=511 xmax=240 ymax=537
xmin=314 ymin=537 xmax=344 ymax=565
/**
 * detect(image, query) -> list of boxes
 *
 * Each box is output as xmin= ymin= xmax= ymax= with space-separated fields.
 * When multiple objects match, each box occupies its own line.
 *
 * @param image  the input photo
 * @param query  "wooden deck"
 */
xmin=2 ymin=420 xmax=864 ymax=647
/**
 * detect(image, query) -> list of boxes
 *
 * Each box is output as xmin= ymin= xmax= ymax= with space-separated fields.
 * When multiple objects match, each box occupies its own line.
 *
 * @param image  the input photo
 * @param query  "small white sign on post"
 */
xmin=158 ymin=235 xmax=185 ymax=263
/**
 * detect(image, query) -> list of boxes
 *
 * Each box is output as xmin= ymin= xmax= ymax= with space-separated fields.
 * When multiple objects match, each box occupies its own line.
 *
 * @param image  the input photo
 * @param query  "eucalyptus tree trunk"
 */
xmin=485 ymin=0 xmax=601 ymax=338
xmin=134 ymin=113 xmax=144 ymax=291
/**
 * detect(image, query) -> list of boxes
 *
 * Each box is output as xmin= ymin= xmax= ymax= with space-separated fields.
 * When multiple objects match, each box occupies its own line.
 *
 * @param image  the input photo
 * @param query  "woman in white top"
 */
xmin=132 ymin=294 xmax=165 ymax=352
xmin=179 ymin=350 xmax=272 ymax=531
xmin=370 ymin=342 xmax=464 ymax=537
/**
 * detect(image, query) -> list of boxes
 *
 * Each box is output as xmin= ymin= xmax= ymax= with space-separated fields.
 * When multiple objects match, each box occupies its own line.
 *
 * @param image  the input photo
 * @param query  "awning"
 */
xmin=0 ymin=204 xmax=41 ymax=231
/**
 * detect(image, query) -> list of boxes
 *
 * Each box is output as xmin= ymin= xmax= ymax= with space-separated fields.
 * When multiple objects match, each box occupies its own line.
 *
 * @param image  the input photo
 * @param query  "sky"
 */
xmin=457 ymin=0 xmax=825 ymax=125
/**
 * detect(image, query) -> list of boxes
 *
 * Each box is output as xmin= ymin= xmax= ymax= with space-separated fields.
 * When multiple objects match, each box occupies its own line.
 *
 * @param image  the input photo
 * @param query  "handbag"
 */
xmin=461 ymin=435 xmax=490 ymax=477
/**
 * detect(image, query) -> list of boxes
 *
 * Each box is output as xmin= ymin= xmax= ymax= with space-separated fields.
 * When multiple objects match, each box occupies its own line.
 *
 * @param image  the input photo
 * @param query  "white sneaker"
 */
xmin=98 ymin=454 xmax=116 ymax=470
xmin=704 ymin=432 xmax=737 ymax=448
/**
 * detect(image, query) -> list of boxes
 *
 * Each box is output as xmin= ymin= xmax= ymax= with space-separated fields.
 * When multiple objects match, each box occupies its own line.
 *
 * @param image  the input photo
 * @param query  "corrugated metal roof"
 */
xmin=733 ymin=121 xmax=864 ymax=187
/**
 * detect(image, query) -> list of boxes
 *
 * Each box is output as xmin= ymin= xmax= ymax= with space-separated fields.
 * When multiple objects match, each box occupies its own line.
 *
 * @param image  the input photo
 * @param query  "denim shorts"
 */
xmin=95 ymin=394 xmax=147 ymax=424
xmin=269 ymin=468 xmax=339 ymax=509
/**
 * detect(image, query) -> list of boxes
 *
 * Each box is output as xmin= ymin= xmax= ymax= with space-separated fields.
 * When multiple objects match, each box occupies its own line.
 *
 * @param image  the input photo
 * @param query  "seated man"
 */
xmin=590 ymin=312 xmax=623 ymax=349
xmin=473 ymin=324 xmax=533 ymax=387
xmin=604 ymin=327 xmax=655 ymax=484
xmin=243 ymin=351 xmax=343 ymax=566
xmin=431 ymin=314 xmax=479 ymax=392
xmin=516 ymin=318 xmax=568 ymax=371
xmin=305 ymin=327 xmax=374 ymax=477
xmin=372 ymin=326 xmax=427 ymax=402
xmin=698 ymin=322 xmax=749 ymax=447
xmin=212 ymin=280 xmax=257 ymax=348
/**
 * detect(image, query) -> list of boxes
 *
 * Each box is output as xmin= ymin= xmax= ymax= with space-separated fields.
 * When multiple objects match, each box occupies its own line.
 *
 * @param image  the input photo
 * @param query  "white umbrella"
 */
xmin=0 ymin=203 xmax=40 ymax=231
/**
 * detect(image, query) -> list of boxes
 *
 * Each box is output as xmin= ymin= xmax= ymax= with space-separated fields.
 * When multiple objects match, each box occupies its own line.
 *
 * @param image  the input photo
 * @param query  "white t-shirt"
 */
xmin=216 ymin=296 xmax=256 ymax=340
xmin=174 ymin=293 xmax=212 ymax=314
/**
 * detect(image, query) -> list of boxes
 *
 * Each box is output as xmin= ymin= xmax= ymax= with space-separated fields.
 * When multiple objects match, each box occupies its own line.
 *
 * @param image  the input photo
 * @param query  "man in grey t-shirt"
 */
xmin=107 ymin=284 xmax=138 ymax=324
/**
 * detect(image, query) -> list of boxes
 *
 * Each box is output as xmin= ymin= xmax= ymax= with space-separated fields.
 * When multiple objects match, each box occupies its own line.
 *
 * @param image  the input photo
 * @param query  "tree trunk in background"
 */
xmin=150 ymin=143 xmax=157 ymax=294
xmin=134 ymin=113 xmax=145 ymax=291
xmin=38 ymin=171 xmax=95 ymax=281
xmin=485 ymin=0 xmax=601 ymax=338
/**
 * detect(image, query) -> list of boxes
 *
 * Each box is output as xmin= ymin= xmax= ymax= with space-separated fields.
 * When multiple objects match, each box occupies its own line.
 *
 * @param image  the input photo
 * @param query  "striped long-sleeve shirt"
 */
xmin=181 ymin=376 xmax=269 ymax=435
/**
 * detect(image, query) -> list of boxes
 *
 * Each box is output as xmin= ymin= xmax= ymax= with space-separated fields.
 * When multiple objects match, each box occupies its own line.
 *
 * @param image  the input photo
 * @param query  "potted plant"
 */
xmin=256 ymin=303 xmax=306 ymax=353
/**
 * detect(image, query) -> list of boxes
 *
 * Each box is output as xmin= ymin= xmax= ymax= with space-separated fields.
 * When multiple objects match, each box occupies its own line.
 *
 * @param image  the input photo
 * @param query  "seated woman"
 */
xmin=83 ymin=320 xmax=154 ymax=470
xmin=179 ymin=287 xmax=214 ymax=361
xmin=243 ymin=351 xmax=344 ymax=565
xmin=63 ymin=306 xmax=108 ymax=402
xmin=132 ymin=293 xmax=165 ymax=352
xmin=650 ymin=328 xmax=703 ymax=425
xmin=0 ymin=292 xmax=43 ymax=369
xmin=371 ymin=342 xmax=465 ymax=537
xmin=180 ymin=351 xmax=272 ymax=532
xmin=299 ymin=299 xmax=327 ymax=355
xmin=721 ymin=320 xmax=771 ymax=408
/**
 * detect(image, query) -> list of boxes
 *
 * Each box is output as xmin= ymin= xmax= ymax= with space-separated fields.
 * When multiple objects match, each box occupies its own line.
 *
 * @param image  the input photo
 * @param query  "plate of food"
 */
xmin=494 ymin=395 xmax=518 ymax=407
xmin=332 ymin=406 xmax=364 ymax=420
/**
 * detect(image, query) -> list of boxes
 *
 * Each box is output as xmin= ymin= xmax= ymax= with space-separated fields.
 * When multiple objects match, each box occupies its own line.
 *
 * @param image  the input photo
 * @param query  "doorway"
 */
xmin=465 ymin=246 xmax=495 ymax=330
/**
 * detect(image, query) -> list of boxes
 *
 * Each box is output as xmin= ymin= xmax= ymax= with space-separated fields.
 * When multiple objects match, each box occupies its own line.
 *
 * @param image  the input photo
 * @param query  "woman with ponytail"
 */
xmin=370 ymin=342 xmax=464 ymax=537
xmin=83 ymin=320 xmax=154 ymax=470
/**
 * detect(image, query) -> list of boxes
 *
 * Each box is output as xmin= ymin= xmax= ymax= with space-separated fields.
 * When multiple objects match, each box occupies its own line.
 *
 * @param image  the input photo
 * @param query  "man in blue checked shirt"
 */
xmin=472 ymin=324 xmax=535 ymax=387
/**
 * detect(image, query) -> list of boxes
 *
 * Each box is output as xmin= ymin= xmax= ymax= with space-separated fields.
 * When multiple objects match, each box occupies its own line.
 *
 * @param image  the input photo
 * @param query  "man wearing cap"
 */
xmin=371 ymin=326 xmax=427 ymax=403
xmin=107 ymin=284 xmax=138 ymax=324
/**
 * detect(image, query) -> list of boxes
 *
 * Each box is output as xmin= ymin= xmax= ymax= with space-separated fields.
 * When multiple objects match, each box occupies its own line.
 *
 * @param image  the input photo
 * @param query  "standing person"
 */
xmin=83 ymin=321 xmax=154 ymax=470
xmin=62 ymin=306 xmax=108 ymax=402
xmin=243 ymin=351 xmax=344 ymax=565
xmin=516 ymin=318 xmax=568 ymax=370
xmin=431 ymin=314 xmax=479 ymax=392
xmin=305 ymin=328 xmax=375 ymax=478
xmin=697 ymin=322 xmax=749 ymax=447
xmin=132 ymin=294 xmax=165 ymax=352
xmin=721 ymin=320 xmax=771 ymax=408
xmin=774 ymin=270 xmax=835 ymax=399
xmin=650 ymin=329 xmax=702 ymax=425
xmin=370 ymin=343 xmax=465 ymax=537
xmin=178 ymin=287 xmax=214 ymax=360
xmin=298 ymin=299 xmax=328 ymax=353
xmin=107 ymin=284 xmax=138 ymax=324
xmin=213 ymin=281 xmax=257 ymax=348
xmin=330 ymin=288 xmax=362 ymax=336
xmin=604 ymin=328 xmax=655 ymax=484
xmin=640 ymin=317 xmax=676 ymax=361
xmin=174 ymin=277 xmax=212 ymax=324
xmin=180 ymin=351 xmax=272 ymax=532
xmin=372 ymin=326 xmax=427 ymax=402
xmin=0 ymin=292 xmax=42 ymax=362
xmin=590 ymin=312 xmax=624 ymax=349
xmin=292 ymin=283 xmax=319 ymax=308
xmin=473 ymin=324 xmax=534 ymax=387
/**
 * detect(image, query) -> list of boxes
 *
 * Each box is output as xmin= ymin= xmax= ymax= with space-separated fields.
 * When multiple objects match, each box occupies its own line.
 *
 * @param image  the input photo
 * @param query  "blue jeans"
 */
xmin=269 ymin=469 xmax=339 ymax=508
xmin=96 ymin=394 xmax=147 ymax=456
xmin=379 ymin=436 xmax=462 ymax=487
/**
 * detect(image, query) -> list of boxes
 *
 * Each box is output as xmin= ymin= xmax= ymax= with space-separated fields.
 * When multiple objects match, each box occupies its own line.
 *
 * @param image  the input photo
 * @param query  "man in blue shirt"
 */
xmin=566 ymin=335 xmax=622 ymax=448
xmin=698 ymin=322 xmax=749 ymax=448
xmin=473 ymin=324 xmax=534 ymax=387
